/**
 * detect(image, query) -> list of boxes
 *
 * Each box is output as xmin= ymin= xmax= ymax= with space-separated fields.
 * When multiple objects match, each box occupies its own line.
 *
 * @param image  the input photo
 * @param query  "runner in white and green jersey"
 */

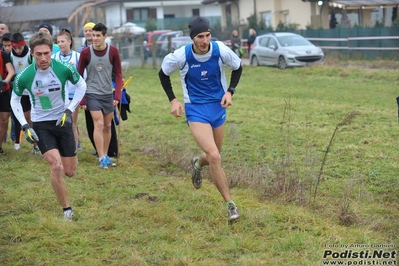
xmin=10 ymin=32 xmax=86 ymax=221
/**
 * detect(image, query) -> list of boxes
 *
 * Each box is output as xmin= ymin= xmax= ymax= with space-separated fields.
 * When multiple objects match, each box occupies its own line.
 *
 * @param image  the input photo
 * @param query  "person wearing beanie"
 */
xmin=38 ymin=23 xmax=53 ymax=36
xmin=158 ymin=17 xmax=243 ymax=221
xmin=78 ymin=22 xmax=95 ymax=52
xmin=38 ymin=23 xmax=60 ymax=55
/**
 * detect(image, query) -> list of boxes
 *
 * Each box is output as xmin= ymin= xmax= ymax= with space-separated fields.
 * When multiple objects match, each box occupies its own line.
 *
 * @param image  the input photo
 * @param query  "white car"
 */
xmin=112 ymin=22 xmax=145 ymax=35
xmin=249 ymin=32 xmax=324 ymax=70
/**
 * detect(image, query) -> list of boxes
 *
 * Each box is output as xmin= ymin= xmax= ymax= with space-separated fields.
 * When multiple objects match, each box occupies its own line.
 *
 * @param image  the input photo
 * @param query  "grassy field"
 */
xmin=1 ymin=63 xmax=398 ymax=265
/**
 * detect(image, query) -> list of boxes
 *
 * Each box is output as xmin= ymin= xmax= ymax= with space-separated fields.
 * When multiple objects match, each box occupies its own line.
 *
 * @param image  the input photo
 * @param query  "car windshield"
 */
xmin=276 ymin=35 xmax=312 ymax=47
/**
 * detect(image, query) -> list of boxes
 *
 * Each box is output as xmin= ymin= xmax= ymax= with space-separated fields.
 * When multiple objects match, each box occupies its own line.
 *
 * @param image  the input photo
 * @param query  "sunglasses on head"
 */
xmin=61 ymin=28 xmax=72 ymax=35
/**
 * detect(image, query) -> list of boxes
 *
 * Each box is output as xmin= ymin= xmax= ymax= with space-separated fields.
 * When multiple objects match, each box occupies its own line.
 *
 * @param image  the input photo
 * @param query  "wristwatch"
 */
xmin=227 ymin=87 xmax=235 ymax=95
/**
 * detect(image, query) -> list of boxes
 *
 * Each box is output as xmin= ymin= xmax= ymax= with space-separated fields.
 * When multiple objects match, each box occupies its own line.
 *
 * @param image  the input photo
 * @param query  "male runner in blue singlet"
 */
xmin=158 ymin=17 xmax=243 ymax=221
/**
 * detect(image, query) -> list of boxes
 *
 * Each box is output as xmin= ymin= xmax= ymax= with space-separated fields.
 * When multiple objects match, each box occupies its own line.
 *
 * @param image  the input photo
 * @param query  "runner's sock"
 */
xmin=194 ymin=160 xmax=201 ymax=170
xmin=226 ymin=200 xmax=236 ymax=207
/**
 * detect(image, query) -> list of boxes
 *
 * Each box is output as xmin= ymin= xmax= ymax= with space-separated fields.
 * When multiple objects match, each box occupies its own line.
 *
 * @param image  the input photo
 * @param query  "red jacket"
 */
xmin=0 ymin=51 xmax=11 ymax=92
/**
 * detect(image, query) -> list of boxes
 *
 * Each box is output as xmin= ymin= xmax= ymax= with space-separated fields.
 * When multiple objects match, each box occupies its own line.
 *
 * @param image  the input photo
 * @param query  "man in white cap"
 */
xmin=158 ymin=17 xmax=243 ymax=221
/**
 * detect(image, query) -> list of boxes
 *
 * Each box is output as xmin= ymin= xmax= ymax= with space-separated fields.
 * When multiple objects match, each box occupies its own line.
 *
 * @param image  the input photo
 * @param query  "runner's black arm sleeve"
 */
xmin=228 ymin=65 xmax=243 ymax=89
xmin=158 ymin=69 xmax=176 ymax=102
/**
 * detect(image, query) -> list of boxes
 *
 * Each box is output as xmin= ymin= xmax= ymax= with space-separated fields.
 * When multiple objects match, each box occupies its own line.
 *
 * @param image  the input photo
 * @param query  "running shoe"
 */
xmin=191 ymin=157 xmax=203 ymax=189
xmin=77 ymin=141 xmax=82 ymax=149
xmin=31 ymin=146 xmax=42 ymax=157
xmin=31 ymin=146 xmax=40 ymax=154
xmin=14 ymin=143 xmax=20 ymax=150
xmin=227 ymin=203 xmax=240 ymax=221
xmin=0 ymin=147 xmax=5 ymax=155
xmin=105 ymin=155 xmax=116 ymax=167
xmin=63 ymin=209 xmax=74 ymax=221
xmin=99 ymin=158 xmax=108 ymax=169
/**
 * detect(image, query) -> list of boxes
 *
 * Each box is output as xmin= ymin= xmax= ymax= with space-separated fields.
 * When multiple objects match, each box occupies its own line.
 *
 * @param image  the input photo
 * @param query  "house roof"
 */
xmin=0 ymin=0 xmax=95 ymax=23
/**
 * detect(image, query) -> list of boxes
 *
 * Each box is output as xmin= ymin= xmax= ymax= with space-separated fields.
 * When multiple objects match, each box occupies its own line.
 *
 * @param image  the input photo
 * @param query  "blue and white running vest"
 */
xmin=184 ymin=41 xmax=224 ymax=104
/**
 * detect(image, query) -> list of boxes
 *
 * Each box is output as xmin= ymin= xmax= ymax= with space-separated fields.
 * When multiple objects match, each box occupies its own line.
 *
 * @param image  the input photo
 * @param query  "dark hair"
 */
xmin=93 ymin=23 xmax=107 ymax=35
xmin=29 ymin=32 xmax=53 ymax=51
xmin=1 ymin=32 xmax=11 ymax=42
xmin=11 ymin=32 xmax=24 ymax=43
xmin=58 ymin=28 xmax=73 ymax=49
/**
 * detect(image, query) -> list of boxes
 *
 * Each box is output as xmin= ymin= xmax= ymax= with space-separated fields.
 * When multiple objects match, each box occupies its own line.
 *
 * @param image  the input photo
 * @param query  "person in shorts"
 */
xmin=0 ymin=40 xmax=15 ymax=154
xmin=10 ymin=32 xmax=87 ymax=220
xmin=77 ymin=23 xmax=122 ymax=169
xmin=158 ymin=17 xmax=243 ymax=221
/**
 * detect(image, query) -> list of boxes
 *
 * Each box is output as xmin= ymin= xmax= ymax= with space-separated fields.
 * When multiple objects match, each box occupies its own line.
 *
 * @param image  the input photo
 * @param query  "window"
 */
xmin=268 ymin=38 xmax=277 ymax=48
xmin=284 ymin=13 xmax=290 ymax=25
xmin=259 ymin=37 xmax=269 ymax=47
xmin=133 ymin=8 xmax=149 ymax=20
xmin=262 ymin=11 xmax=272 ymax=28
xmin=192 ymin=9 xmax=199 ymax=17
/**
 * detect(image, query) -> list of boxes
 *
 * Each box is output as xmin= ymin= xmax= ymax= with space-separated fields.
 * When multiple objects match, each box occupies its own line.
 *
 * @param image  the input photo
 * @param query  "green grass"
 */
xmin=1 ymin=64 xmax=398 ymax=265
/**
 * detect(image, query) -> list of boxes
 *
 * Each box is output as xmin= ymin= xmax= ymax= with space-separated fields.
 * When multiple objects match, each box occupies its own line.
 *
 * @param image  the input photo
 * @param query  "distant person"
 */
xmin=247 ymin=28 xmax=257 ymax=55
xmin=11 ymin=32 xmax=87 ymax=220
xmin=330 ymin=13 xmax=338 ymax=29
xmin=9 ymin=32 xmax=35 ymax=151
xmin=0 ymin=23 xmax=9 ymax=51
xmin=0 ymin=37 xmax=15 ymax=155
xmin=1 ymin=32 xmax=12 ymax=53
xmin=52 ymin=29 xmax=81 ymax=151
xmin=230 ymin=29 xmax=242 ymax=58
xmin=78 ymin=22 xmax=95 ymax=52
xmin=158 ymin=17 xmax=243 ymax=221
xmin=78 ymin=22 xmax=119 ymax=157
xmin=77 ymin=23 xmax=122 ymax=169
xmin=1 ymin=32 xmax=15 ymax=145
xmin=38 ymin=23 xmax=60 ymax=55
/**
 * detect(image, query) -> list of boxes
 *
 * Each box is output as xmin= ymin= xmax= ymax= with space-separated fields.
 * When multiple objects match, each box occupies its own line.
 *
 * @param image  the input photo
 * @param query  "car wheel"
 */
xmin=278 ymin=56 xmax=287 ymax=70
xmin=251 ymin=56 xmax=259 ymax=67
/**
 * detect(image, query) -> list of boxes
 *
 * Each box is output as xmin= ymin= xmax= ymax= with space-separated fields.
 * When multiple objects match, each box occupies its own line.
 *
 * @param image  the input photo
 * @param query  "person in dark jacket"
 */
xmin=247 ymin=28 xmax=257 ymax=55
xmin=230 ymin=30 xmax=242 ymax=58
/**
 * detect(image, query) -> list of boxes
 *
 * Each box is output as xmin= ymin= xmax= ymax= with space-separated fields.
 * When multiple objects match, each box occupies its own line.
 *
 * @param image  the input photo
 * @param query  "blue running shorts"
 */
xmin=185 ymin=102 xmax=226 ymax=129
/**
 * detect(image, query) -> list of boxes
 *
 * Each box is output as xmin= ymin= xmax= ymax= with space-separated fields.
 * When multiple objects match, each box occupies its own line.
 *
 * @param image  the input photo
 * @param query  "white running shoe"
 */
xmin=227 ymin=203 xmax=240 ymax=221
xmin=14 ymin=143 xmax=20 ymax=150
xmin=63 ymin=209 xmax=74 ymax=221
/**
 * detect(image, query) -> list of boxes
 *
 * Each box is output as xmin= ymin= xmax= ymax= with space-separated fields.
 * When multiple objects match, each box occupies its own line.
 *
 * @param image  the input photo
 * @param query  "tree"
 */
xmin=246 ymin=13 xmax=269 ymax=32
